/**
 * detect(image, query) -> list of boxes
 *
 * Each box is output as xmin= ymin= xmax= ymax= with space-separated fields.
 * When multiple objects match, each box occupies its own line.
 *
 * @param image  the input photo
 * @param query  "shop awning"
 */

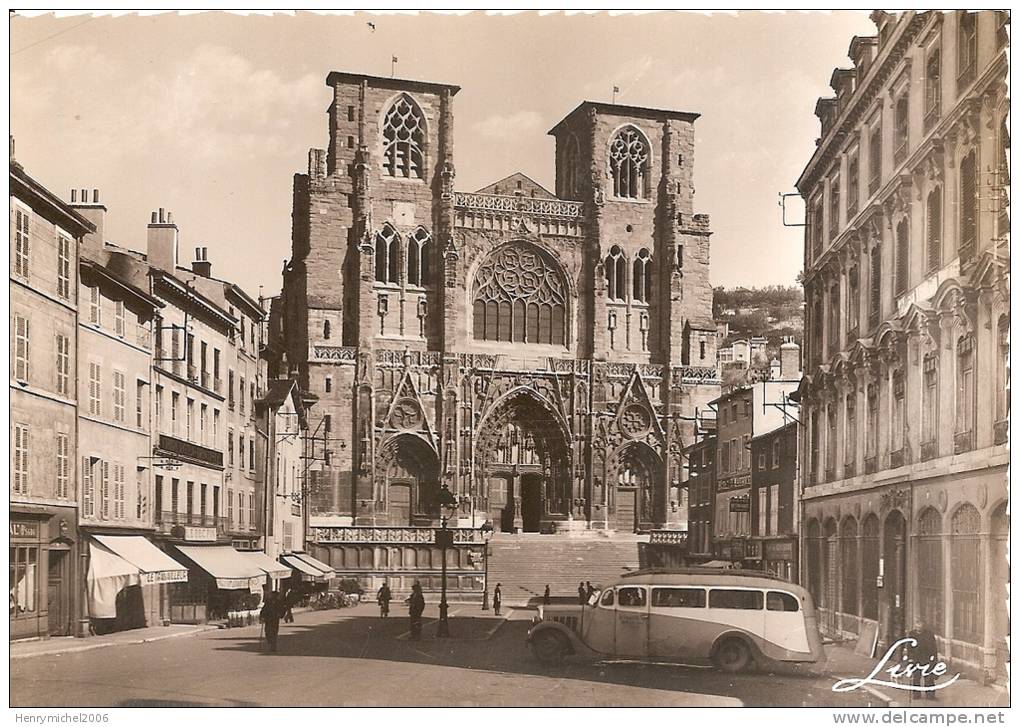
xmin=280 ymin=554 xmax=332 ymax=582
xmin=86 ymin=541 xmax=142 ymax=619
xmin=93 ymin=535 xmax=189 ymax=584
xmin=175 ymin=545 xmax=265 ymax=591
xmin=238 ymin=551 xmax=292 ymax=580
xmin=291 ymin=552 xmax=336 ymax=579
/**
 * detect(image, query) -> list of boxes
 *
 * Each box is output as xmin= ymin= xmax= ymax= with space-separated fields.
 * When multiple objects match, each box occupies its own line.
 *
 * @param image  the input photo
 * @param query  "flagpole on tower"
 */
xmin=391 ymin=55 xmax=398 ymax=78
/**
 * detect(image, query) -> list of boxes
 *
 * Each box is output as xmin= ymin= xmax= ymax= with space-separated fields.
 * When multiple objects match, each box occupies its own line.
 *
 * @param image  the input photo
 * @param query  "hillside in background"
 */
xmin=713 ymin=284 xmax=804 ymax=356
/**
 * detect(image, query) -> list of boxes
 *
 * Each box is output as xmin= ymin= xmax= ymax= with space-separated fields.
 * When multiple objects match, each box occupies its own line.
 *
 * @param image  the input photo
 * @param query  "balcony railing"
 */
xmin=921 ymin=440 xmax=939 ymax=462
xmin=157 ymin=433 xmax=223 ymax=468
xmin=649 ymin=530 xmax=689 ymax=547
xmin=890 ymin=448 xmax=906 ymax=469
xmin=993 ymin=420 xmax=1008 ymax=446
xmin=156 ymin=511 xmax=228 ymax=532
xmin=201 ymin=371 xmax=212 ymax=390
xmin=824 ymin=468 xmax=835 ymax=483
xmin=843 ymin=460 xmax=856 ymax=478
xmin=954 ymin=430 xmax=975 ymax=455
xmin=213 ymin=377 xmax=223 ymax=395
xmin=187 ymin=364 xmax=199 ymax=383
xmin=864 ymin=456 xmax=878 ymax=475
xmin=311 ymin=525 xmax=486 ymax=545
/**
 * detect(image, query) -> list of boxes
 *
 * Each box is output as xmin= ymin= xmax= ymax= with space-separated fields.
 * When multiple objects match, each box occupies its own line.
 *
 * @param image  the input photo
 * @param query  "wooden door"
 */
xmin=47 ymin=549 xmax=68 ymax=636
xmin=615 ymin=490 xmax=636 ymax=532
xmin=388 ymin=484 xmax=411 ymax=526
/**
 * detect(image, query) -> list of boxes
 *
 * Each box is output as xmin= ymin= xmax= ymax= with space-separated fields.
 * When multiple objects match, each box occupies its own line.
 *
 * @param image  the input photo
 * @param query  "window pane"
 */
xmin=766 ymin=591 xmax=799 ymax=612
xmin=617 ymin=587 xmax=646 ymax=607
xmin=709 ymin=589 xmax=763 ymax=610
xmin=652 ymin=587 xmax=706 ymax=608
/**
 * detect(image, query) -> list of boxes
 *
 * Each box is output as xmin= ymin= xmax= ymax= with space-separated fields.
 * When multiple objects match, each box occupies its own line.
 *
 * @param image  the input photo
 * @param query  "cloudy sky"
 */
xmin=11 ymin=10 xmax=875 ymax=297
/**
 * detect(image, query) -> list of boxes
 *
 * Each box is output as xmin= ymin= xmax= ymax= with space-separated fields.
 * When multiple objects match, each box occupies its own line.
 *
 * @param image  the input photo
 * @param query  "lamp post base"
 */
xmin=437 ymin=600 xmax=450 ymax=637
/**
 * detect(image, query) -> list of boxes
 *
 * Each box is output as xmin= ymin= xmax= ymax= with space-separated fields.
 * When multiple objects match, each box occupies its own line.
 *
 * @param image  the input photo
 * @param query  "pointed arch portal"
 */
xmin=475 ymin=390 xmax=571 ymax=532
xmin=378 ymin=434 xmax=440 ymax=526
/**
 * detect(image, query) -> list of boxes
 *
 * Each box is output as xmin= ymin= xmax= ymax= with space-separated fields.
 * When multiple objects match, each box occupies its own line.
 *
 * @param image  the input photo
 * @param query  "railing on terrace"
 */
xmin=453 ymin=192 xmax=583 ymax=218
xmin=649 ymin=530 xmax=688 ymax=547
xmin=311 ymin=525 xmax=485 ymax=545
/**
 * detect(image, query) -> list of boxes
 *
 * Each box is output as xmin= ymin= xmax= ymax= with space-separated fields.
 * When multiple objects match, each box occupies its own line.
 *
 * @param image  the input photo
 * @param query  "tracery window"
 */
xmin=605 ymin=245 xmax=628 ymax=300
xmin=494 ymin=422 xmax=540 ymax=465
xmin=609 ymin=126 xmax=650 ymax=199
xmin=471 ymin=242 xmax=567 ymax=345
xmin=406 ymin=227 xmax=431 ymax=287
xmin=374 ymin=225 xmax=400 ymax=284
xmin=382 ymin=95 xmax=425 ymax=179
xmin=632 ymin=248 xmax=652 ymax=303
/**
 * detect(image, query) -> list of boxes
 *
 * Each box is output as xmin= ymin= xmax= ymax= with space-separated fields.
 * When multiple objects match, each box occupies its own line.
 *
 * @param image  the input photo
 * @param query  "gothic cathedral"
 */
xmin=267 ymin=71 xmax=720 ymax=538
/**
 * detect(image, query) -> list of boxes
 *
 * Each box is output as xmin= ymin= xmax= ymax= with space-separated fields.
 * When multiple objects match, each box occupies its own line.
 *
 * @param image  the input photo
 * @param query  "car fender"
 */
xmin=527 ymin=620 xmax=598 ymax=657
xmin=710 ymin=629 xmax=767 ymax=663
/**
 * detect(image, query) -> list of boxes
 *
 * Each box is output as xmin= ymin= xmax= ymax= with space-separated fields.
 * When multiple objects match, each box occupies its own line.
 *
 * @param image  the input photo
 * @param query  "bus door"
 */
xmin=614 ymin=585 xmax=649 ymax=657
xmin=584 ymin=588 xmax=618 ymax=654
xmin=648 ymin=586 xmax=707 ymax=659
xmin=764 ymin=590 xmax=810 ymax=655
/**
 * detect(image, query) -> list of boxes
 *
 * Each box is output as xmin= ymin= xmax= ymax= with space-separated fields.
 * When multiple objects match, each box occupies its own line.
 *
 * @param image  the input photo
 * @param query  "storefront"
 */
xmin=761 ymin=537 xmax=798 ymax=583
xmin=238 ymin=551 xmax=293 ymax=593
xmin=280 ymin=552 xmax=336 ymax=586
xmin=10 ymin=507 xmax=78 ymax=640
xmin=171 ymin=545 xmax=266 ymax=623
xmin=85 ymin=535 xmax=189 ymax=634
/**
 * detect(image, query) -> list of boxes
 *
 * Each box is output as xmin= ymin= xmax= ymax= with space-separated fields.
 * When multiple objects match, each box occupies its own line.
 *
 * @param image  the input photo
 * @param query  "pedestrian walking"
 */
xmin=543 ymin=584 xmax=550 ymax=605
xmin=408 ymin=582 xmax=425 ymax=641
xmin=493 ymin=583 xmax=502 ymax=615
xmin=283 ymin=603 xmax=295 ymax=623
xmin=586 ymin=581 xmax=595 ymax=600
xmin=906 ymin=619 xmax=940 ymax=699
xmin=578 ymin=581 xmax=587 ymax=605
xmin=259 ymin=592 xmax=282 ymax=653
xmin=377 ymin=582 xmax=392 ymax=618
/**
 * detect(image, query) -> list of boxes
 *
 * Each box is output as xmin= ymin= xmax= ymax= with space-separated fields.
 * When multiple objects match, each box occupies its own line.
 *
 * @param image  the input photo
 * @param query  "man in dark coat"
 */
xmin=906 ymin=619 xmax=940 ymax=699
xmin=408 ymin=582 xmax=426 ymax=641
xmin=377 ymin=582 xmax=392 ymax=618
xmin=578 ymin=581 xmax=587 ymax=605
xmin=259 ymin=592 xmax=282 ymax=653
xmin=492 ymin=583 xmax=502 ymax=615
xmin=543 ymin=585 xmax=550 ymax=605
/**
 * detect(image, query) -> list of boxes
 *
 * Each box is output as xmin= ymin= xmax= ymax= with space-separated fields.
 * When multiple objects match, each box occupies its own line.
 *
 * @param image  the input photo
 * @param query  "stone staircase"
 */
xmin=487 ymin=533 xmax=644 ymax=606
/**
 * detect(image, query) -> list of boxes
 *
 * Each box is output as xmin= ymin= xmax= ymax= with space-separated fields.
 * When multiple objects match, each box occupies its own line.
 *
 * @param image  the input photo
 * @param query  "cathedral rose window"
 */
xmin=472 ymin=242 xmax=567 ymax=345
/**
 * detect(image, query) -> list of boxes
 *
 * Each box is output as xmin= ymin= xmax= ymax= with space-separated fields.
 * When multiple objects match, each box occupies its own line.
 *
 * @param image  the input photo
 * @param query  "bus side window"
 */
xmin=652 ymin=587 xmax=706 ymax=608
xmin=617 ymin=587 xmax=646 ymax=608
xmin=766 ymin=591 xmax=800 ymax=612
xmin=600 ymin=589 xmax=615 ymax=607
xmin=708 ymin=589 xmax=764 ymax=610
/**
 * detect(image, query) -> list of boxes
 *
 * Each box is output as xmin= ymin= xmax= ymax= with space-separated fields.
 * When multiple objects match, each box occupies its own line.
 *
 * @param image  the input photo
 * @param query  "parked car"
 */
xmin=526 ymin=568 xmax=823 ymax=673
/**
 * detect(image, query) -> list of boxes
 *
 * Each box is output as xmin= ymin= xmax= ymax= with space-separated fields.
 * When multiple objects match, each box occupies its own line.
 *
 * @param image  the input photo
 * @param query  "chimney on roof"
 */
xmin=191 ymin=246 xmax=212 ymax=277
xmin=770 ymin=358 xmax=781 ymax=381
xmin=780 ymin=337 xmax=801 ymax=380
xmin=147 ymin=207 xmax=179 ymax=273
xmin=69 ymin=187 xmax=106 ymax=257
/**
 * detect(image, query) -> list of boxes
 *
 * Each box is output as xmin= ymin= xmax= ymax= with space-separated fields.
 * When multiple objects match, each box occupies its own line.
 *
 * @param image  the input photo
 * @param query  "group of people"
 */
xmin=577 ymin=581 xmax=596 ymax=605
xmin=377 ymin=582 xmax=426 ymax=639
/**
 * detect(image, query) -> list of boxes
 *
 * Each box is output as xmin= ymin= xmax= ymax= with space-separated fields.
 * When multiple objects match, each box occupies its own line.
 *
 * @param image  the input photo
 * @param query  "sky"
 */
xmin=10 ymin=10 xmax=876 ymax=298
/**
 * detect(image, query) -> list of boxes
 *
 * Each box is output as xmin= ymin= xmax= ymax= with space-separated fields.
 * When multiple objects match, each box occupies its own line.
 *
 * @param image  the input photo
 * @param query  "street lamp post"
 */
xmin=479 ymin=521 xmax=494 ymax=610
xmin=436 ymin=484 xmax=459 ymax=638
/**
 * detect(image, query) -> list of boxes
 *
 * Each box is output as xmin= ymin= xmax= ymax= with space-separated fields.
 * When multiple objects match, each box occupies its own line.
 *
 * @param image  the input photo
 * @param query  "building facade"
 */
xmin=268 ymin=71 xmax=721 ymax=588
xmin=796 ymin=11 xmax=1008 ymax=681
xmin=750 ymin=421 xmax=798 ymax=582
xmin=685 ymin=432 xmax=717 ymax=561
xmin=10 ymin=155 xmax=94 ymax=639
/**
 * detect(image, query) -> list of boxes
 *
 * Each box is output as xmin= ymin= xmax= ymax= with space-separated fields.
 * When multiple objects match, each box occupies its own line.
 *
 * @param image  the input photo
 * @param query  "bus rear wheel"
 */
xmin=713 ymin=638 xmax=753 ymax=673
xmin=530 ymin=631 xmax=569 ymax=665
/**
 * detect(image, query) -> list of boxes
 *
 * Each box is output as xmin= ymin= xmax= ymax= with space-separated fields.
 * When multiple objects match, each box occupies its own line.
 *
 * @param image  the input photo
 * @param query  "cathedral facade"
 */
xmin=269 ymin=71 xmax=720 ymax=546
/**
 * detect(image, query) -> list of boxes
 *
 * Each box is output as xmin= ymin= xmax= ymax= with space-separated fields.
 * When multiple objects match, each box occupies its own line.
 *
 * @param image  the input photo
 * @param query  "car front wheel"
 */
xmin=530 ymin=631 xmax=569 ymax=665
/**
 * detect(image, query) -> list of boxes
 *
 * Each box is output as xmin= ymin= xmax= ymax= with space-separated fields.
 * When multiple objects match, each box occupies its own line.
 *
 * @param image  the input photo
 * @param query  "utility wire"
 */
xmin=11 ymin=16 xmax=96 ymax=56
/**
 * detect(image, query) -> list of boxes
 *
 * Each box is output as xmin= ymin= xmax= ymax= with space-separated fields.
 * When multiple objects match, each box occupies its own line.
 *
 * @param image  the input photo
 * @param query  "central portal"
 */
xmin=520 ymin=473 xmax=543 ymax=532
xmin=476 ymin=390 xmax=571 ymax=533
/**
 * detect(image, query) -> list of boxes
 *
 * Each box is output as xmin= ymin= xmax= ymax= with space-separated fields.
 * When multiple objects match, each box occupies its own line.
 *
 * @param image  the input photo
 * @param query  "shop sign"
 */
xmin=184 ymin=527 xmax=217 ymax=542
xmin=142 ymin=569 xmax=189 ymax=585
xmin=10 ymin=521 xmax=39 ymax=539
xmin=764 ymin=540 xmax=795 ymax=561
xmin=728 ymin=495 xmax=751 ymax=513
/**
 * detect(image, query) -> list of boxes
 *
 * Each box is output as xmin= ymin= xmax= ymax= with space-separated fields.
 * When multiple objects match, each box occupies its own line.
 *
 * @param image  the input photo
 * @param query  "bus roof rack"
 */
xmin=619 ymin=567 xmax=790 ymax=581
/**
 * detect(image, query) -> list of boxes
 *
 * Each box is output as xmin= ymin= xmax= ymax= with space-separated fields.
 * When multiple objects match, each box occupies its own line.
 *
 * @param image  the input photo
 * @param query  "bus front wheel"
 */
xmin=530 ymin=631 xmax=569 ymax=665
xmin=713 ymin=638 xmax=753 ymax=673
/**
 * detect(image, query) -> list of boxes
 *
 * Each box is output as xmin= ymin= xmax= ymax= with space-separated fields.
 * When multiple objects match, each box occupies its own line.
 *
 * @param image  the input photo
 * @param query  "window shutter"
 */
xmin=960 ymin=153 xmax=977 ymax=261
xmin=83 ymin=457 xmax=93 ymax=517
xmin=101 ymin=461 xmax=110 ymax=519
xmin=927 ymin=191 xmax=942 ymax=272
xmin=895 ymin=221 xmax=909 ymax=294
xmin=870 ymin=245 xmax=882 ymax=325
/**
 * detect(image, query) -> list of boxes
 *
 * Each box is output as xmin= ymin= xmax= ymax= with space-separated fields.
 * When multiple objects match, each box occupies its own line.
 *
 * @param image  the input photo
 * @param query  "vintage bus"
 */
xmin=526 ymin=568 xmax=824 ymax=672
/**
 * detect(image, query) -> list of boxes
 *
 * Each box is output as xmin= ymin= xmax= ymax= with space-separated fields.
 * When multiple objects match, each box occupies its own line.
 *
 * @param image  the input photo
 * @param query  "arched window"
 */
xmin=605 ymin=245 xmax=627 ymax=300
xmin=894 ymin=95 xmax=909 ymax=163
xmin=406 ymin=227 xmax=431 ymax=287
xmin=471 ymin=242 xmax=567 ymax=346
xmin=861 ymin=514 xmax=880 ymax=619
xmin=956 ymin=334 xmax=975 ymax=451
xmin=959 ymin=150 xmax=978 ymax=263
xmin=562 ymin=134 xmax=581 ymax=199
xmin=895 ymin=219 xmax=909 ymax=295
xmin=382 ymin=95 xmax=425 ymax=179
xmin=950 ymin=504 xmax=981 ymax=643
xmin=374 ymin=225 xmax=400 ymax=284
xmin=323 ymin=320 xmax=331 ymax=340
xmin=609 ymin=126 xmax=650 ymax=199
xmin=632 ymin=248 xmax=652 ymax=303
xmin=917 ymin=507 xmax=943 ymax=633
xmin=841 ymin=517 xmax=859 ymax=619
xmin=926 ymin=189 xmax=942 ymax=273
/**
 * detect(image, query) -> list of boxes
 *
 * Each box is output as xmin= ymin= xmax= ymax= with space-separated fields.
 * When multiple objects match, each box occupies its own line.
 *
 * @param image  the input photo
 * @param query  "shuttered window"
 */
xmin=959 ymin=151 xmax=977 ymax=263
xmin=56 ymin=433 xmax=70 ymax=498
xmin=14 ymin=315 xmax=30 ymax=382
xmin=14 ymin=207 xmax=30 ymax=278
xmin=13 ymin=424 xmax=30 ymax=494
xmin=101 ymin=461 xmax=111 ymax=519
xmin=926 ymin=189 xmax=942 ymax=273
xmin=82 ymin=458 xmax=95 ymax=517
xmin=895 ymin=220 xmax=909 ymax=295
xmin=869 ymin=245 xmax=882 ymax=327
xmin=56 ymin=333 xmax=70 ymax=396
xmin=89 ymin=362 xmax=102 ymax=417
xmin=57 ymin=235 xmax=72 ymax=300
xmin=113 ymin=371 xmax=126 ymax=423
